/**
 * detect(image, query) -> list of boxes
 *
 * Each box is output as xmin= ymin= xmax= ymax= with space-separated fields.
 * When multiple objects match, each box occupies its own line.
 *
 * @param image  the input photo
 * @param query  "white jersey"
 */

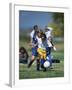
xmin=47 ymin=40 xmax=52 ymax=47
xmin=36 ymin=36 xmax=48 ymax=50
xmin=30 ymin=30 xmax=35 ymax=39
xmin=45 ymin=30 xmax=52 ymax=39
xmin=45 ymin=30 xmax=53 ymax=47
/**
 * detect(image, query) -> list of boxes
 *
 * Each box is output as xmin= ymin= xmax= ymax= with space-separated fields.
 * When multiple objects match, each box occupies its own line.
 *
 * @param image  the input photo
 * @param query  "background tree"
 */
xmin=49 ymin=13 xmax=64 ymax=37
xmin=53 ymin=13 xmax=64 ymax=30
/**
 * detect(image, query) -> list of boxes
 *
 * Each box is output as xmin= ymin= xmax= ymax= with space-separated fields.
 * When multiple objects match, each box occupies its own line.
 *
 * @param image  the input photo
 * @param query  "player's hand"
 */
xmin=53 ymin=46 xmax=56 ymax=51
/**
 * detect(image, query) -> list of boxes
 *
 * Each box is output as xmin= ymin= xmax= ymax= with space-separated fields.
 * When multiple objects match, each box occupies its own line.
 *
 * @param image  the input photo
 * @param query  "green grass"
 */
xmin=19 ymin=61 xmax=64 ymax=79
xmin=19 ymin=39 xmax=64 ymax=79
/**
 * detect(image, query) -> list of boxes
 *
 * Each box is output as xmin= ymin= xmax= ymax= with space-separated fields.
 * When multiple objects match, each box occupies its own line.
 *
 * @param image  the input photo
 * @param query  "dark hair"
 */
xmin=41 ymin=33 xmax=46 ymax=40
xmin=33 ymin=25 xmax=38 ymax=30
xmin=19 ymin=46 xmax=29 ymax=58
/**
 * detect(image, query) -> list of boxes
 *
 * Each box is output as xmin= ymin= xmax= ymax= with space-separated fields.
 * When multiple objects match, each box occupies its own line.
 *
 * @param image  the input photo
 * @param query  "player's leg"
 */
xmin=36 ymin=49 xmax=40 ymax=71
xmin=28 ymin=47 xmax=35 ymax=68
xmin=37 ymin=48 xmax=47 ymax=71
xmin=40 ymin=59 xmax=47 ymax=71
xmin=36 ymin=58 xmax=40 ymax=71
xmin=40 ymin=55 xmax=46 ymax=71
xmin=41 ymin=58 xmax=44 ymax=68
xmin=28 ymin=55 xmax=35 ymax=68
xmin=46 ymin=54 xmax=53 ymax=69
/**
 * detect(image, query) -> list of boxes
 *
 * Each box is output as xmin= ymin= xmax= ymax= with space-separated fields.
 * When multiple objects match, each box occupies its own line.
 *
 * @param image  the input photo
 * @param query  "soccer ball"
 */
xmin=43 ymin=61 xmax=50 ymax=68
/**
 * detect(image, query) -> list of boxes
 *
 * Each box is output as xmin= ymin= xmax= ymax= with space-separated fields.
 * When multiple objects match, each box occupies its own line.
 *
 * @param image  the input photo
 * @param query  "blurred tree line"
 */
xmin=49 ymin=13 xmax=64 ymax=37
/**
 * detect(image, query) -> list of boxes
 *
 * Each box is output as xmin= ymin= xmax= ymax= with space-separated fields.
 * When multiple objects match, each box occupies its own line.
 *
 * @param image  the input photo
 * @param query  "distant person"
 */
xmin=19 ymin=47 xmax=29 ymax=64
xmin=28 ymin=25 xmax=40 ymax=71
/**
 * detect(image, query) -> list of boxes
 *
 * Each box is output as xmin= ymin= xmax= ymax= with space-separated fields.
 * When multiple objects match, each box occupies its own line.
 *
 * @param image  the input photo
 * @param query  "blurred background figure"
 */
xmin=19 ymin=47 xmax=29 ymax=64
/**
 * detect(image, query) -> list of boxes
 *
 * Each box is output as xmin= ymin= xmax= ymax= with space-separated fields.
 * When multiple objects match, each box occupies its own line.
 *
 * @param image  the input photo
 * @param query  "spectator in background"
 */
xmin=19 ymin=47 xmax=29 ymax=64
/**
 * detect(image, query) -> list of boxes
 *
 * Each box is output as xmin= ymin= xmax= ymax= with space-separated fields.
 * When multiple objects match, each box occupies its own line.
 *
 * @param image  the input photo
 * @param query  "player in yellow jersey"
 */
xmin=37 ymin=31 xmax=49 ymax=71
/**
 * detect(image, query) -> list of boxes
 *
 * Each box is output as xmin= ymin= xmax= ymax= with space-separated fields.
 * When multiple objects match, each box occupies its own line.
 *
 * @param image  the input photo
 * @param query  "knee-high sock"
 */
xmin=37 ymin=59 xmax=40 ymax=70
xmin=28 ymin=60 xmax=34 ymax=68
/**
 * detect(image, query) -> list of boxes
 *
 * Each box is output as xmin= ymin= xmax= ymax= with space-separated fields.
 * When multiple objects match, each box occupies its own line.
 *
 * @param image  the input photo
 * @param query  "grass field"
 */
xmin=19 ymin=38 xmax=64 ymax=79
xmin=19 ymin=61 xmax=64 ymax=79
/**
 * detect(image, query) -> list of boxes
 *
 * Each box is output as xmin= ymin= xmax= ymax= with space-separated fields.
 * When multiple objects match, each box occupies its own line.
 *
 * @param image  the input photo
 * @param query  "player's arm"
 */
xmin=50 ymin=41 xmax=56 ymax=51
xmin=51 ymin=42 xmax=56 ymax=51
xmin=29 ymin=31 xmax=34 ymax=47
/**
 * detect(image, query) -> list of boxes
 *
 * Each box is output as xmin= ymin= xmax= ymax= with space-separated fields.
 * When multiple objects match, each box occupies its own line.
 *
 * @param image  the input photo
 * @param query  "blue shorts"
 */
xmin=32 ymin=47 xmax=38 ymax=56
xmin=40 ymin=59 xmax=45 ymax=65
xmin=46 ymin=47 xmax=51 ymax=55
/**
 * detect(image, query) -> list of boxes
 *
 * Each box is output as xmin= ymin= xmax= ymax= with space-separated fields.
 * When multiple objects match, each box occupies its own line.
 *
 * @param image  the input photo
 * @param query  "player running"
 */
xmin=28 ymin=25 xmax=40 ymax=71
xmin=37 ymin=31 xmax=52 ymax=71
xmin=45 ymin=26 xmax=57 ymax=68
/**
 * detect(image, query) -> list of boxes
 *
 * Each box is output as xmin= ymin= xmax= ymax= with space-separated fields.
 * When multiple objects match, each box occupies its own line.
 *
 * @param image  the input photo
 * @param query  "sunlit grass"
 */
xmin=19 ymin=39 xmax=64 ymax=79
xmin=19 ymin=61 xmax=64 ymax=79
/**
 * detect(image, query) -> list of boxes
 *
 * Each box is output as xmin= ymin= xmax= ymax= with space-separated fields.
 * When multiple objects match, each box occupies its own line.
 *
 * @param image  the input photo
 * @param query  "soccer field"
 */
xmin=19 ymin=38 xmax=64 ymax=79
xmin=19 ymin=60 xmax=64 ymax=79
xmin=19 ymin=50 xmax=64 ymax=79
